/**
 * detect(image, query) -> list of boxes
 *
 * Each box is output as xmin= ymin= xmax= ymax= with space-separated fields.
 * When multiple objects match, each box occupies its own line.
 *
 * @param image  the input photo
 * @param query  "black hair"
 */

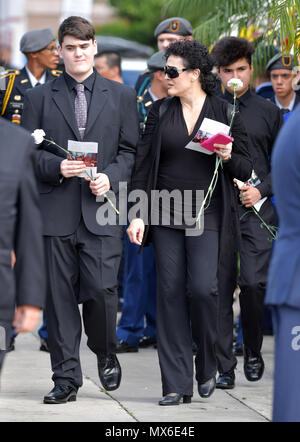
xmin=58 ymin=16 xmax=95 ymax=45
xmin=95 ymin=51 xmax=122 ymax=73
xmin=211 ymin=36 xmax=255 ymax=67
xmin=164 ymin=39 xmax=217 ymax=95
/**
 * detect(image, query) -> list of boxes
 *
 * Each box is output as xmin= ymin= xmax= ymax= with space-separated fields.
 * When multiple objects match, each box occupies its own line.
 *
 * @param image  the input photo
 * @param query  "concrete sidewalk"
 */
xmin=0 ymin=328 xmax=274 ymax=422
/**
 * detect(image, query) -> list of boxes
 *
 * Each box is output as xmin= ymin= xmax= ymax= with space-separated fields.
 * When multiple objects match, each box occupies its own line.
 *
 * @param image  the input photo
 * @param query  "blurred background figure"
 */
xmin=254 ymin=45 xmax=279 ymax=99
xmin=94 ymin=51 xmax=123 ymax=83
xmin=0 ymin=27 xmax=60 ymax=125
xmin=266 ymin=52 xmax=300 ymax=116
xmin=0 ymin=44 xmax=14 ymax=69
xmin=135 ymin=17 xmax=193 ymax=97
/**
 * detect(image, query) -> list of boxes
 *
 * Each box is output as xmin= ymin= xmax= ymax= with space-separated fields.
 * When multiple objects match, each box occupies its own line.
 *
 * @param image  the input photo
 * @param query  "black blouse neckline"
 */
xmin=179 ymin=95 xmax=209 ymax=141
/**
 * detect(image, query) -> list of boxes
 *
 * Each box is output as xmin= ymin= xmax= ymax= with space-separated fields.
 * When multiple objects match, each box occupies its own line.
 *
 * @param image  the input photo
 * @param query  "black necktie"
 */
xmin=281 ymin=108 xmax=290 ymax=114
xmin=75 ymin=83 xmax=87 ymax=139
xmin=35 ymin=82 xmax=41 ymax=87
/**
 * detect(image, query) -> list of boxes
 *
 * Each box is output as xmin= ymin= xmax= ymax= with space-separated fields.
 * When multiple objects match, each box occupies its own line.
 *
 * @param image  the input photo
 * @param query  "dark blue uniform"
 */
xmin=0 ymin=67 xmax=62 ymax=124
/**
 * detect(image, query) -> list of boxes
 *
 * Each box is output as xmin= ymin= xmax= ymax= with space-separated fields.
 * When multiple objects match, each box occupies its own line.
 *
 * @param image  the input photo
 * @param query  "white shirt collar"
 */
xmin=25 ymin=66 xmax=47 ymax=87
xmin=148 ymin=87 xmax=158 ymax=102
xmin=275 ymin=92 xmax=296 ymax=111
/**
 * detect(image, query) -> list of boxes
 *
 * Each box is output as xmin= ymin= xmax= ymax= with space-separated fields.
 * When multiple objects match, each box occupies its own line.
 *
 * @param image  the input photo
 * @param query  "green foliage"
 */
xmin=95 ymin=0 xmax=167 ymax=47
xmin=166 ymin=0 xmax=300 ymax=79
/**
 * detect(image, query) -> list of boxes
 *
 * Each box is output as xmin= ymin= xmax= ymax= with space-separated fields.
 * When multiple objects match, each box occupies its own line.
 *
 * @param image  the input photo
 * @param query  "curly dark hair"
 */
xmin=164 ymin=39 xmax=217 ymax=95
xmin=211 ymin=37 xmax=255 ymax=67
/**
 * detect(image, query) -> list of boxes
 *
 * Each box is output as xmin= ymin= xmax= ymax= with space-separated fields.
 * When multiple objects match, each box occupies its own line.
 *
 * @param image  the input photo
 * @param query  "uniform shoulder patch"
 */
xmin=0 ymin=69 xmax=20 ymax=80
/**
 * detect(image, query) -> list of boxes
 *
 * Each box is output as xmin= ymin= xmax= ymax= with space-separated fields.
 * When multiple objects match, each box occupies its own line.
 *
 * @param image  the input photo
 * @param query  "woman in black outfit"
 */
xmin=127 ymin=40 xmax=252 ymax=405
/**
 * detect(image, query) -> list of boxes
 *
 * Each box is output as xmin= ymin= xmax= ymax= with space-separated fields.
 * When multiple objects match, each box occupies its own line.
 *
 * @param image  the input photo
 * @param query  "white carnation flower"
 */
xmin=227 ymin=78 xmax=244 ymax=89
xmin=32 ymin=129 xmax=46 ymax=144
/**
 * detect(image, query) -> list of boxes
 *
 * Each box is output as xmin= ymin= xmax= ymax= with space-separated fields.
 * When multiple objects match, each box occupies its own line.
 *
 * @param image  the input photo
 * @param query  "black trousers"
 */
xmin=151 ymin=226 xmax=219 ymax=396
xmin=238 ymin=202 xmax=274 ymax=355
xmin=44 ymin=220 xmax=123 ymax=389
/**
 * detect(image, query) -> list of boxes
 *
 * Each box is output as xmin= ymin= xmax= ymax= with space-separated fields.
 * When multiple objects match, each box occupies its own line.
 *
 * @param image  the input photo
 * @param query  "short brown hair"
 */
xmin=58 ymin=16 xmax=95 ymax=45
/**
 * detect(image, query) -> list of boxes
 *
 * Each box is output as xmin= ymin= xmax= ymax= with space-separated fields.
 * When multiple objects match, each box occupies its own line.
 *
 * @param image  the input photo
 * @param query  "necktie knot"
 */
xmin=76 ymin=83 xmax=85 ymax=94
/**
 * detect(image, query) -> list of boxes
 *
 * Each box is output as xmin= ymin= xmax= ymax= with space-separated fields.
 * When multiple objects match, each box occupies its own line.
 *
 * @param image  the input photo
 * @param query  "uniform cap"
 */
xmin=266 ymin=52 xmax=294 ymax=71
xmin=154 ymin=17 xmax=193 ymax=38
xmin=147 ymin=51 xmax=166 ymax=73
xmin=20 ymin=28 xmax=55 ymax=53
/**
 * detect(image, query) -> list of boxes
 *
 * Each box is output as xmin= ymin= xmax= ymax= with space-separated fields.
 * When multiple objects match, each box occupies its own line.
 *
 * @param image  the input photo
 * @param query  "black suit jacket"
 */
xmin=0 ymin=119 xmax=45 ymax=315
xmin=22 ymin=72 xmax=139 ymax=237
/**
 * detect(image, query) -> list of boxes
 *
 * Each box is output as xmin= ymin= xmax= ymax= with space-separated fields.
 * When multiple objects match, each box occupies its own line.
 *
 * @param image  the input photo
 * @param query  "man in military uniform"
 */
xmin=266 ymin=52 xmax=300 ymax=116
xmin=135 ymin=17 xmax=193 ymax=97
xmin=116 ymin=51 xmax=168 ymax=353
xmin=0 ymin=28 xmax=61 ymax=124
xmin=136 ymin=51 xmax=169 ymax=133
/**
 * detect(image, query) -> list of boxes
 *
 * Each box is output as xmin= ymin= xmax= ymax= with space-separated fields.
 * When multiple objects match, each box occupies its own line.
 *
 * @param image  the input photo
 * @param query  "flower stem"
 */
xmin=86 ymin=169 xmax=120 ymax=215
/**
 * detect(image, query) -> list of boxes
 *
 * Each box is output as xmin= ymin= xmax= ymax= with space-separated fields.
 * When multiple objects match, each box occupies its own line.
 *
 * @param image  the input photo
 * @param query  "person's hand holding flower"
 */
xmin=85 ymin=173 xmax=110 ymax=196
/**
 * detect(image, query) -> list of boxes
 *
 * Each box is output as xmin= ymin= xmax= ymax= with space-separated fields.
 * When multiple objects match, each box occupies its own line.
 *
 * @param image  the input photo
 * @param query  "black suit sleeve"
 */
xmin=223 ymin=111 xmax=252 ymax=182
xmin=14 ymin=136 xmax=46 ymax=308
xmin=22 ymin=89 xmax=64 ymax=186
xmin=102 ymin=86 xmax=139 ymax=193
xmin=256 ymin=108 xmax=283 ymax=198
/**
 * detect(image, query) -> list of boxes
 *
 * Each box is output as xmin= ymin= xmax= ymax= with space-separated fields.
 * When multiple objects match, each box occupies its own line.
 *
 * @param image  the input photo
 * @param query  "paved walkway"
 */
xmin=0 ymin=328 xmax=274 ymax=422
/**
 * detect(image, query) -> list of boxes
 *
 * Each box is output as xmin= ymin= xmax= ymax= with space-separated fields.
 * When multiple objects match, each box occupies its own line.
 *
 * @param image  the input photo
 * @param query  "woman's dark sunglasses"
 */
xmin=164 ymin=65 xmax=190 ymax=79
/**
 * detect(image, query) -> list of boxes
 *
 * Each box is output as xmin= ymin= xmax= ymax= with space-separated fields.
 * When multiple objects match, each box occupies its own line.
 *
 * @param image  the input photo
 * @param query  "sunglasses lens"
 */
xmin=165 ymin=67 xmax=179 ymax=79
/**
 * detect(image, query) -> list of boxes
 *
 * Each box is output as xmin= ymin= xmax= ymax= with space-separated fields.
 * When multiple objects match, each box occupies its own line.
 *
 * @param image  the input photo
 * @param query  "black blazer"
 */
xmin=0 ymin=119 xmax=45 ymax=310
xmin=131 ymin=95 xmax=252 ymax=264
xmin=22 ymin=72 xmax=139 ymax=237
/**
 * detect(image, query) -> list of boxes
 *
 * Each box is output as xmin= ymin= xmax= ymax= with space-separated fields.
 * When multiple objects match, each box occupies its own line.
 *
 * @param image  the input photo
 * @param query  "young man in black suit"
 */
xmin=22 ymin=16 xmax=139 ymax=404
xmin=0 ymin=119 xmax=45 ymax=375
xmin=211 ymin=37 xmax=282 ymax=389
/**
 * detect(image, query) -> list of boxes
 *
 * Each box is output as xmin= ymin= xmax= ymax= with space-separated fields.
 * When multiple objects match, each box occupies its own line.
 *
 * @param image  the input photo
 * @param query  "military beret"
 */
xmin=154 ymin=17 xmax=193 ymax=38
xmin=20 ymin=28 xmax=55 ymax=53
xmin=147 ymin=51 xmax=166 ymax=73
xmin=266 ymin=52 xmax=294 ymax=71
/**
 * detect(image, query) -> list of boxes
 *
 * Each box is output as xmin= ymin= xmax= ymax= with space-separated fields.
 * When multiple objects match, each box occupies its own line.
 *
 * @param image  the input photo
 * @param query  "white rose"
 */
xmin=32 ymin=129 xmax=46 ymax=144
xmin=227 ymin=78 xmax=244 ymax=89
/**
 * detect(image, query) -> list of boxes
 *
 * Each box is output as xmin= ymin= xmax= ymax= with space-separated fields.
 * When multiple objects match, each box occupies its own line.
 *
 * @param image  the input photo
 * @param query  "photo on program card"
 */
xmin=67 ymin=140 xmax=98 ymax=178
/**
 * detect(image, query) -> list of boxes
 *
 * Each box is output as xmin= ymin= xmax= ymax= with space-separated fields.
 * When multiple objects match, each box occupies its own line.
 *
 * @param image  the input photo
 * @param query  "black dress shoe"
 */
xmin=244 ymin=348 xmax=265 ymax=382
xmin=139 ymin=336 xmax=157 ymax=348
xmin=216 ymin=370 xmax=235 ymax=389
xmin=43 ymin=385 xmax=77 ymax=404
xmin=159 ymin=394 xmax=192 ymax=406
xmin=98 ymin=354 xmax=122 ymax=391
xmin=39 ymin=338 xmax=50 ymax=353
xmin=116 ymin=340 xmax=138 ymax=353
xmin=198 ymin=377 xmax=216 ymax=398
